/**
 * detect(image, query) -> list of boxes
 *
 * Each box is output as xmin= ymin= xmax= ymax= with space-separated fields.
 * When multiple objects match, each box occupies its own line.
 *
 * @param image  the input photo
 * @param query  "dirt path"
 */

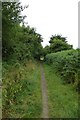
xmin=40 ymin=63 xmax=49 ymax=118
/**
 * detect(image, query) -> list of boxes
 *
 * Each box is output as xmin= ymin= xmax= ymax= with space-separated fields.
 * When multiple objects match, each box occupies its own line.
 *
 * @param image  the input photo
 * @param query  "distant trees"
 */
xmin=43 ymin=45 xmax=50 ymax=57
xmin=43 ymin=35 xmax=73 ymax=57
xmin=49 ymin=35 xmax=73 ymax=53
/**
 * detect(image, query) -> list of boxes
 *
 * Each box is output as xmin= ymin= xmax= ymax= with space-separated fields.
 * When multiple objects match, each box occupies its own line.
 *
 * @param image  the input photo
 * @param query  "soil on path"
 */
xmin=40 ymin=63 xmax=49 ymax=118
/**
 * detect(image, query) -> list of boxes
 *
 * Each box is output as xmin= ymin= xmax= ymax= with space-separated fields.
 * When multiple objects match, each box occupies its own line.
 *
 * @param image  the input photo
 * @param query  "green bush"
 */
xmin=45 ymin=49 xmax=80 ymax=91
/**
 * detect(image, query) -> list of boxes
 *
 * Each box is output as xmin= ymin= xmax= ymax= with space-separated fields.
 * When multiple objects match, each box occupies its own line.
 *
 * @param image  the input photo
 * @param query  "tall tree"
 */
xmin=2 ymin=2 xmax=43 ymax=61
xmin=2 ymin=2 xmax=26 ymax=60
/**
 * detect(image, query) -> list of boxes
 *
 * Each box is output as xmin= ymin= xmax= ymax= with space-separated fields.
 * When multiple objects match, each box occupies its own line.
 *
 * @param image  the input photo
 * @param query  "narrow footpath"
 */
xmin=40 ymin=63 xmax=49 ymax=118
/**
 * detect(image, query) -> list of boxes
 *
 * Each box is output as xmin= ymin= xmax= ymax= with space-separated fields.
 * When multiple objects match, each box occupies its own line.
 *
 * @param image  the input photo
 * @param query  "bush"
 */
xmin=45 ymin=49 xmax=80 ymax=92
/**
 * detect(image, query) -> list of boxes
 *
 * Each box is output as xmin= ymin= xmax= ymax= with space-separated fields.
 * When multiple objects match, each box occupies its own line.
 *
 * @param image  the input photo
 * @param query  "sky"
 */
xmin=20 ymin=0 xmax=79 ymax=48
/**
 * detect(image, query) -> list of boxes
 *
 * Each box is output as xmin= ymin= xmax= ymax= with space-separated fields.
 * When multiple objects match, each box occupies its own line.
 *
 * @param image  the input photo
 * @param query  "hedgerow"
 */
xmin=45 ymin=49 xmax=80 ymax=91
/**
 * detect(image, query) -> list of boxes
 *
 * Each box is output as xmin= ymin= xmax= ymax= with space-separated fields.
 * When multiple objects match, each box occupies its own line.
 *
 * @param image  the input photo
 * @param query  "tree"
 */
xmin=49 ymin=34 xmax=67 ymax=43
xmin=2 ymin=2 xmax=45 ymax=61
xmin=49 ymin=34 xmax=73 ymax=53
xmin=2 ymin=2 xmax=27 ymax=60
xmin=19 ymin=25 xmax=43 ymax=60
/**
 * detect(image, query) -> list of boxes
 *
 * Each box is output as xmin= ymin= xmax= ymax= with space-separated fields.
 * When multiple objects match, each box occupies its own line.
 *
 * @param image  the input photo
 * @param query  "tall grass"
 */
xmin=2 ymin=60 xmax=42 ymax=118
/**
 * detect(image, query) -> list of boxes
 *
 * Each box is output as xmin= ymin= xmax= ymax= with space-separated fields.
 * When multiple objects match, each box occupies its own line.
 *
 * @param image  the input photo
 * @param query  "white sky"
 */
xmin=20 ymin=0 xmax=79 ymax=48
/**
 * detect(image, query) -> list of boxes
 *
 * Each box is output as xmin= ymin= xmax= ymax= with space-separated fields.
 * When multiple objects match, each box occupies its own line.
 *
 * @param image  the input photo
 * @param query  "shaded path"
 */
xmin=40 ymin=63 xmax=49 ymax=118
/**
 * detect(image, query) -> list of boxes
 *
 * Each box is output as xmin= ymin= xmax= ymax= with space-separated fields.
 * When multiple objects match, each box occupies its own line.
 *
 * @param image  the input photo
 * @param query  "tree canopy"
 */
xmin=2 ymin=2 xmax=73 ymax=62
xmin=49 ymin=34 xmax=73 ymax=53
xmin=2 ymin=2 xmax=43 ymax=61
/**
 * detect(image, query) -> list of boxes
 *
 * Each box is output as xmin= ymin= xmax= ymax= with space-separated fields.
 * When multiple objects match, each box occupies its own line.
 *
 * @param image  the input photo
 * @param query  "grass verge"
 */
xmin=43 ymin=63 xmax=78 ymax=118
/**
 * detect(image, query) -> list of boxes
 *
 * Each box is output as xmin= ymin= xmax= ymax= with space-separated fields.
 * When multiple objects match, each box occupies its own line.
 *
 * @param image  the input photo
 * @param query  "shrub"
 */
xmin=45 ymin=49 xmax=80 ymax=92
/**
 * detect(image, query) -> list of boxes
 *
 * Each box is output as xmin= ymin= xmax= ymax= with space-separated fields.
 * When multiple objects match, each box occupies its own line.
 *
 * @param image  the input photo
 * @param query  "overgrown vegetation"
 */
xmin=2 ymin=2 xmax=43 ymax=61
xmin=2 ymin=2 xmax=43 ymax=118
xmin=45 ymin=49 xmax=80 ymax=92
xmin=2 ymin=1 xmax=79 ymax=118
xmin=3 ymin=61 xmax=42 ymax=118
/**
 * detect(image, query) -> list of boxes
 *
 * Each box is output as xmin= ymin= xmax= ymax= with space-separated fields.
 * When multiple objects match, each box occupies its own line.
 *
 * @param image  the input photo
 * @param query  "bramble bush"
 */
xmin=45 ymin=49 xmax=80 ymax=92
